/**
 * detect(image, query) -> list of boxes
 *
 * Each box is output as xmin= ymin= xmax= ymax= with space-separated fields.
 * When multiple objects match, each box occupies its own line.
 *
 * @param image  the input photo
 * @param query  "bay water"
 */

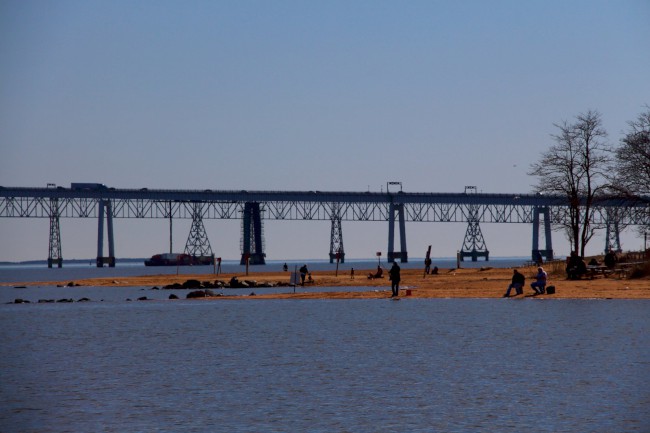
xmin=1 ymin=259 xmax=648 ymax=432
xmin=1 ymin=296 xmax=648 ymax=432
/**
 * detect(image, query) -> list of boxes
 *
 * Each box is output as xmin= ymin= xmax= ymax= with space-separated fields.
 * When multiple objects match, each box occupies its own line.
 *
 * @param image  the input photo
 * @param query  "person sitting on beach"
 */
xmin=531 ymin=267 xmax=547 ymax=295
xmin=604 ymin=250 xmax=618 ymax=269
xmin=566 ymin=251 xmax=588 ymax=279
xmin=503 ymin=269 xmax=525 ymax=297
xmin=367 ymin=266 xmax=383 ymax=279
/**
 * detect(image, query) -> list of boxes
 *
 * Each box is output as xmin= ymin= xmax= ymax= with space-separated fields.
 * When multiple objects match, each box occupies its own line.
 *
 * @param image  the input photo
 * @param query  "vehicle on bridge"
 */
xmin=71 ymin=182 xmax=107 ymax=190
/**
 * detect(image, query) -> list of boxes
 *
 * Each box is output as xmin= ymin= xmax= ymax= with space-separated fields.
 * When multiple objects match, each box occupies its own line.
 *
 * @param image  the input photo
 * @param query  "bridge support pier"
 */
xmin=387 ymin=203 xmax=408 ymax=263
xmin=605 ymin=209 xmax=622 ymax=253
xmin=48 ymin=198 xmax=62 ymax=268
xmin=460 ymin=203 xmax=489 ymax=262
xmin=459 ymin=220 xmax=490 ymax=262
xmin=329 ymin=204 xmax=345 ymax=263
xmin=532 ymin=206 xmax=553 ymax=261
xmin=96 ymin=199 xmax=115 ymax=267
xmin=240 ymin=202 xmax=266 ymax=265
xmin=185 ymin=202 xmax=214 ymax=261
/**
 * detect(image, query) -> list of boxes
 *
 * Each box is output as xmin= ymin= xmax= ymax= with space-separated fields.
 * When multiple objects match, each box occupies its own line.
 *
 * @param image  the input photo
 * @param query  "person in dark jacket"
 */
xmin=503 ymin=269 xmax=525 ymax=297
xmin=299 ymin=264 xmax=308 ymax=285
xmin=388 ymin=262 xmax=401 ymax=297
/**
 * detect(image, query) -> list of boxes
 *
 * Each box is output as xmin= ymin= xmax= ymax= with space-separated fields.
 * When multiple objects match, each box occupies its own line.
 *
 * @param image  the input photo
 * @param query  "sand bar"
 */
xmin=3 ymin=265 xmax=648 ymax=299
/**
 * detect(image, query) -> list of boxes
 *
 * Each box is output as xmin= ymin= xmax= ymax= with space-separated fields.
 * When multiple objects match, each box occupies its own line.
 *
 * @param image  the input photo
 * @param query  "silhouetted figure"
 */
xmin=389 ymin=262 xmax=401 ymax=297
xmin=503 ymin=269 xmax=525 ymax=297
xmin=299 ymin=265 xmax=308 ymax=285
xmin=604 ymin=250 xmax=618 ymax=269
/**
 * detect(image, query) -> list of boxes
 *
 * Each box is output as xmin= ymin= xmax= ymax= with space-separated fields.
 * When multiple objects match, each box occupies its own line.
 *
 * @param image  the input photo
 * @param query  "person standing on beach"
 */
xmin=389 ymin=262 xmax=401 ymax=297
xmin=350 ymin=268 xmax=355 ymax=279
xmin=299 ymin=264 xmax=308 ymax=285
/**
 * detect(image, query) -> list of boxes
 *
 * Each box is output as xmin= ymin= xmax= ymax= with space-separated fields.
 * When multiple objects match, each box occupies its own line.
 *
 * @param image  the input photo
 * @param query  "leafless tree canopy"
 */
xmin=614 ymin=106 xmax=650 ymax=195
xmin=529 ymin=110 xmax=612 ymax=256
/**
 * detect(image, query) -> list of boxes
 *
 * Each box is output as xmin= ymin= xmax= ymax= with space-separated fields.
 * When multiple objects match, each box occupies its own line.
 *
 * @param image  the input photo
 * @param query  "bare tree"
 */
xmin=529 ymin=110 xmax=612 ymax=257
xmin=613 ymin=106 xmax=650 ymax=239
xmin=614 ymin=106 xmax=650 ymax=195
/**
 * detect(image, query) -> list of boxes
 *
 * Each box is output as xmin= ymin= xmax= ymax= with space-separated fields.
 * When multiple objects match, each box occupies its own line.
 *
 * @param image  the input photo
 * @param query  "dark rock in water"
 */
xmin=187 ymin=290 xmax=207 ymax=299
xmin=182 ymin=279 xmax=202 ymax=289
xmin=244 ymin=280 xmax=258 ymax=288
xmin=249 ymin=292 xmax=256 ymax=296
xmin=14 ymin=298 xmax=28 ymax=304
xmin=202 ymin=281 xmax=215 ymax=289
xmin=57 ymin=298 xmax=74 ymax=303
xmin=137 ymin=296 xmax=148 ymax=301
xmin=214 ymin=280 xmax=225 ymax=288
xmin=126 ymin=298 xmax=132 ymax=301
xmin=169 ymin=294 xmax=179 ymax=300
xmin=163 ymin=283 xmax=183 ymax=290
xmin=14 ymin=286 xmax=27 ymax=289
xmin=38 ymin=299 xmax=55 ymax=303
xmin=228 ymin=277 xmax=240 ymax=288
xmin=150 ymin=286 xmax=160 ymax=290
xmin=67 ymin=282 xmax=75 ymax=287
xmin=77 ymin=297 xmax=91 ymax=302
xmin=186 ymin=289 xmax=218 ymax=299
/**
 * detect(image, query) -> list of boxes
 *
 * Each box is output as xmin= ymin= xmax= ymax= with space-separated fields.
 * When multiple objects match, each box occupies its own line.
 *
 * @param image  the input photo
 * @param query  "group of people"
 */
xmin=503 ymin=266 xmax=548 ymax=297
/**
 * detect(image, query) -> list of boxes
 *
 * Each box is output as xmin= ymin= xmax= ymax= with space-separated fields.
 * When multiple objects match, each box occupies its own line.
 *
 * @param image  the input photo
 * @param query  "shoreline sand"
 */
xmin=3 ymin=265 xmax=649 ymax=299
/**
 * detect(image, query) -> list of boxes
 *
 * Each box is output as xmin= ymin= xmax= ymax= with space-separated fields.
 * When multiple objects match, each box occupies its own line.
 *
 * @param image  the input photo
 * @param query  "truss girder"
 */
xmin=1 ymin=193 xmax=648 ymax=226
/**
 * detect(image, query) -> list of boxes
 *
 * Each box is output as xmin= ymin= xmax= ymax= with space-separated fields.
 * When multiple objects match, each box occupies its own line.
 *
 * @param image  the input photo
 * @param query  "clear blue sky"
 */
xmin=1 ymin=0 xmax=649 ymax=262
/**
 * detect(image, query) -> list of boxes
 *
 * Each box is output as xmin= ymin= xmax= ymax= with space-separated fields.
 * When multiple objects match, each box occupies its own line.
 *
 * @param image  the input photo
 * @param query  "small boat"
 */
xmin=144 ymin=253 xmax=213 ymax=266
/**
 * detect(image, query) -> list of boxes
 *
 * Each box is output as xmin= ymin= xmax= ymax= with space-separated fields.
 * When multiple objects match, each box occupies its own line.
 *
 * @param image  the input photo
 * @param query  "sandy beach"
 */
xmin=4 ymin=264 xmax=649 ymax=299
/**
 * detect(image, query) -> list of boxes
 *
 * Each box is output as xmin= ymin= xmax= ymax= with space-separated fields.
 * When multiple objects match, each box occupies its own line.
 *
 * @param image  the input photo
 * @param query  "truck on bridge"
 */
xmin=70 ymin=183 xmax=107 ymax=190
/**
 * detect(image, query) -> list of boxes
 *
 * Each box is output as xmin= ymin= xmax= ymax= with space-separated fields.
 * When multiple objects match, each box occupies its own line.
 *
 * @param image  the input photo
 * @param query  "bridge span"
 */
xmin=1 ymin=186 xmax=648 ymax=267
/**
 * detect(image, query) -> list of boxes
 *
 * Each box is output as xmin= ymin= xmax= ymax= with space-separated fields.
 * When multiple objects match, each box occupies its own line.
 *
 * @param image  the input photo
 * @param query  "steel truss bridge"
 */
xmin=1 ymin=186 xmax=648 ymax=267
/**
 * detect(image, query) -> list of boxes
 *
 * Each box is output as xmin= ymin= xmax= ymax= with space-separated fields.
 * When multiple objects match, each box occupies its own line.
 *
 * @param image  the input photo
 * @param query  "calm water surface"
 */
xmin=1 ymin=298 xmax=648 ymax=432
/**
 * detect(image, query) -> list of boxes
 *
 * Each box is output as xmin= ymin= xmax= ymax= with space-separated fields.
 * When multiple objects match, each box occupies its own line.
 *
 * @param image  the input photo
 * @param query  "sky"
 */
xmin=1 ymin=0 xmax=649 ymax=262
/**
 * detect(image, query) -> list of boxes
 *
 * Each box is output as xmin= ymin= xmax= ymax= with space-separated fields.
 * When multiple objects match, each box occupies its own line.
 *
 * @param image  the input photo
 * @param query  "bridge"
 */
xmin=1 ymin=185 xmax=648 ymax=267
